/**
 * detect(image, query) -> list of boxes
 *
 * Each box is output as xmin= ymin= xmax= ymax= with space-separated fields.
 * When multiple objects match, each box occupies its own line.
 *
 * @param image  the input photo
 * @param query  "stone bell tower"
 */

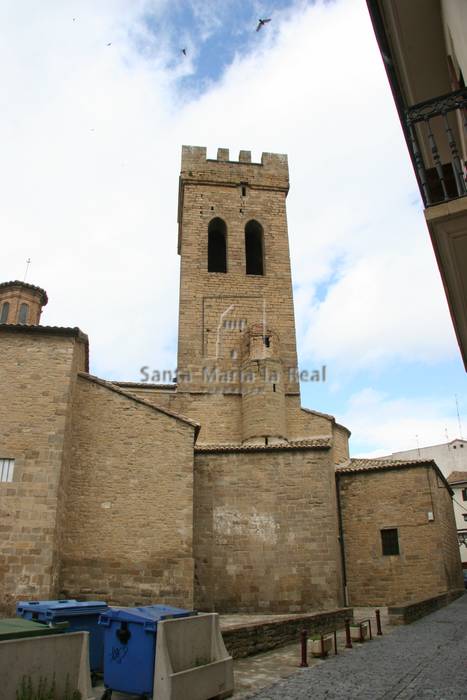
xmin=176 ymin=145 xmax=300 ymax=445
xmin=177 ymin=145 xmax=299 ymax=390
xmin=0 ymin=281 xmax=48 ymax=326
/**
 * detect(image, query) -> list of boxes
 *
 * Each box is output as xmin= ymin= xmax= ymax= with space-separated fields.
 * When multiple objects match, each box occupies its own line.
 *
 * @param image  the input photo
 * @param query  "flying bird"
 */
xmin=107 ymin=42 xmax=112 ymax=46
xmin=181 ymin=48 xmax=187 ymax=56
xmin=256 ymin=18 xmax=271 ymax=31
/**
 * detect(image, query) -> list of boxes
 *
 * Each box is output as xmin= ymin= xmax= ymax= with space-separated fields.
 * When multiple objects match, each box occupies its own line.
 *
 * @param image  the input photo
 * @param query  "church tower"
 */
xmin=177 ymin=146 xmax=300 ymax=444
xmin=0 ymin=281 xmax=48 ymax=326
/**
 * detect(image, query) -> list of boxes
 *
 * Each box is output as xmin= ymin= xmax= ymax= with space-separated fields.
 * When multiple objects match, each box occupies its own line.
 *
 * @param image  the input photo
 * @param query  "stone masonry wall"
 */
xmin=431 ymin=468 xmax=464 ymax=591
xmin=339 ymin=466 xmax=463 ymax=606
xmin=60 ymin=375 xmax=196 ymax=608
xmin=194 ymin=447 xmax=344 ymax=613
xmin=116 ymin=387 xmax=244 ymax=444
xmin=177 ymin=147 xmax=299 ymax=397
xmin=332 ymin=424 xmax=350 ymax=464
xmin=117 ymin=387 xmax=351 ymax=450
xmin=0 ymin=330 xmax=85 ymax=614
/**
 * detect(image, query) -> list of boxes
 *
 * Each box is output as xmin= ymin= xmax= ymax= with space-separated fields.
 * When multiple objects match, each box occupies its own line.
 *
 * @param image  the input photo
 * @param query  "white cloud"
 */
xmin=0 ymin=0 xmax=460 ymax=386
xmin=343 ymin=388 xmax=464 ymax=457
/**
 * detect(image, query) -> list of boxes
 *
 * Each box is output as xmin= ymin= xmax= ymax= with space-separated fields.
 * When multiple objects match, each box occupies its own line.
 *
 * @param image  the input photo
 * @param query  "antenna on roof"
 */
xmin=23 ymin=258 xmax=31 ymax=283
xmin=455 ymin=394 xmax=464 ymax=440
xmin=445 ymin=426 xmax=450 ymax=445
xmin=415 ymin=434 xmax=420 ymax=457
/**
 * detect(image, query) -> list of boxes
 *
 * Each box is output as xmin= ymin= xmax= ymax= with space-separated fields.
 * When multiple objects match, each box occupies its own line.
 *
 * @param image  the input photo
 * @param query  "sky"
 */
xmin=1 ymin=0 xmax=466 ymax=457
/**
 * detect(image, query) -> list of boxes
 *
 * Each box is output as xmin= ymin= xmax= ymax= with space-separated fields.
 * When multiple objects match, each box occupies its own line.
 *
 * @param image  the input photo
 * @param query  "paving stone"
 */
xmin=250 ymin=594 xmax=467 ymax=699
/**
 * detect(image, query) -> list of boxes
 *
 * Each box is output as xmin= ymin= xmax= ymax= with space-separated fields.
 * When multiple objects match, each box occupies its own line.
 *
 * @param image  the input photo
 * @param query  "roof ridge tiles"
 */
xmin=195 ymin=437 xmax=332 ymax=453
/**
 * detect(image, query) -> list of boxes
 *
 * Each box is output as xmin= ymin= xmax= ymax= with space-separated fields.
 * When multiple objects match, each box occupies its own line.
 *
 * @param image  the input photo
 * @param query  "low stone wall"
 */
xmin=388 ymin=589 xmax=464 ymax=625
xmin=221 ymin=608 xmax=352 ymax=659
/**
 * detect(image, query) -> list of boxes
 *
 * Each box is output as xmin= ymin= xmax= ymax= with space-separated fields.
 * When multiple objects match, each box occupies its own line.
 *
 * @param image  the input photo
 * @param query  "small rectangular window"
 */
xmin=462 ymin=488 xmax=467 ymax=502
xmin=0 ymin=302 xmax=9 ymax=324
xmin=0 ymin=459 xmax=15 ymax=483
xmin=463 ymin=515 xmax=467 ymax=522
xmin=18 ymin=303 xmax=29 ymax=325
xmin=381 ymin=528 xmax=399 ymax=556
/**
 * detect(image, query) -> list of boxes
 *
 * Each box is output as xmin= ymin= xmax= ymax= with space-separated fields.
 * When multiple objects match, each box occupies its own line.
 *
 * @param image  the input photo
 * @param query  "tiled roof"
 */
xmin=447 ymin=471 xmax=467 ymax=485
xmin=337 ymin=458 xmax=452 ymax=493
xmin=195 ymin=438 xmax=332 ymax=453
xmin=0 ymin=323 xmax=86 ymax=337
xmin=0 ymin=280 xmax=48 ymax=305
xmin=337 ymin=457 xmax=435 ymax=473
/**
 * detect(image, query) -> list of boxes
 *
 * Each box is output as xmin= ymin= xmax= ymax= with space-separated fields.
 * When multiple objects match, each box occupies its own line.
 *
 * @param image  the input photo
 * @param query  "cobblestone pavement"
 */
xmin=231 ymin=607 xmax=391 ymax=698
xmin=251 ymin=594 xmax=467 ymax=699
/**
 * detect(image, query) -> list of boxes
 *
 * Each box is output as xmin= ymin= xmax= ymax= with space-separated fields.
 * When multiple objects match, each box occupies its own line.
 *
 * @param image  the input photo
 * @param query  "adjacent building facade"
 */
xmin=0 ymin=146 xmax=463 ymax=615
xmin=446 ymin=471 xmax=467 ymax=567
xmin=366 ymin=0 xmax=467 ymax=368
xmin=385 ymin=439 xmax=467 ymax=478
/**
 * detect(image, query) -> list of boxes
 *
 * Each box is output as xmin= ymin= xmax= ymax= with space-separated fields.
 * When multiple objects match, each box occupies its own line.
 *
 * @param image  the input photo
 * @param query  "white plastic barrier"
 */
xmin=154 ymin=613 xmax=234 ymax=700
xmin=0 ymin=631 xmax=94 ymax=700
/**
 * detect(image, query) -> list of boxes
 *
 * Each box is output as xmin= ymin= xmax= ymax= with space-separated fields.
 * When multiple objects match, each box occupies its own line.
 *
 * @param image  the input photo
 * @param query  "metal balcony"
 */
xmin=405 ymin=87 xmax=467 ymax=207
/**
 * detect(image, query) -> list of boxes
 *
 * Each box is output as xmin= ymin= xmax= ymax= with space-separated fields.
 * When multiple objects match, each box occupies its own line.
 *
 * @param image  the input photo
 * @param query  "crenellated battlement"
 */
xmin=180 ymin=145 xmax=289 ymax=191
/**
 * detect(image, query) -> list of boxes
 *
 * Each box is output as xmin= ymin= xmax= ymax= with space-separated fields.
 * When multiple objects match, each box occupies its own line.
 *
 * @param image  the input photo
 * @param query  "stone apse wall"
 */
xmin=194 ymin=445 xmax=344 ymax=613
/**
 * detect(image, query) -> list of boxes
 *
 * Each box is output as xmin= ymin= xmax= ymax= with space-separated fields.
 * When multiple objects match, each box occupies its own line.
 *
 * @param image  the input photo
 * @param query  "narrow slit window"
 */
xmin=18 ymin=303 xmax=29 ymax=325
xmin=0 ymin=302 xmax=9 ymax=324
xmin=462 ymin=488 xmax=467 ymax=502
xmin=0 ymin=459 xmax=15 ymax=483
xmin=381 ymin=528 xmax=399 ymax=556
xmin=245 ymin=220 xmax=264 ymax=275
xmin=208 ymin=218 xmax=227 ymax=273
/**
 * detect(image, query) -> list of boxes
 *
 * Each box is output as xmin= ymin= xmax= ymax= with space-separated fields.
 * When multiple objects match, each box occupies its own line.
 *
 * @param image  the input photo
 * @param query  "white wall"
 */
xmin=388 ymin=440 xmax=467 ymax=478
xmin=442 ymin=0 xmax=467 ymax=78
xmin=450 ymin=483 xmax=467 ymax=565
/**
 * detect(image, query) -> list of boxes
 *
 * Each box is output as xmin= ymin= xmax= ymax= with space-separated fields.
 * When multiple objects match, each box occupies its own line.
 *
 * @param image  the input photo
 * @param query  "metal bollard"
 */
xmin=375 ymin=609 xmax=383 ymax=636
xmin=300 ymin=629 xmax=308 ymax=667
xmin=344 ymin=618 xmax=352 ymax=649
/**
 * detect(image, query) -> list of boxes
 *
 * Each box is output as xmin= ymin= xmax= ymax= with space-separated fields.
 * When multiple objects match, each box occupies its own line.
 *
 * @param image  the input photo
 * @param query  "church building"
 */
xmin=0 ymin=146 xmax=462 ymax=615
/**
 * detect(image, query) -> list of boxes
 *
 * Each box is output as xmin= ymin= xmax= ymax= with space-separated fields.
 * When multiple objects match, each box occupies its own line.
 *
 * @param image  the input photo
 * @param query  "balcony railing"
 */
xmin=405 ymin=87 xmax=467 ymax=207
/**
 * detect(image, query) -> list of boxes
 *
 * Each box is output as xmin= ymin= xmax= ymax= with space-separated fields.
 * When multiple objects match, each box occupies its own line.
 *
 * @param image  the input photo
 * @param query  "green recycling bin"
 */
xmin=0 ymin=617 xmax=68 ymax=640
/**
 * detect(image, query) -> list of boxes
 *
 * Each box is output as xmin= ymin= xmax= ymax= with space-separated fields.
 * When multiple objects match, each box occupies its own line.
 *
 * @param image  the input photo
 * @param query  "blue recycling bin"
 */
xmin=99 ymin=605 xmax=195 ymax=698
xmin=16 ymin=599 xmax=108 ymax=674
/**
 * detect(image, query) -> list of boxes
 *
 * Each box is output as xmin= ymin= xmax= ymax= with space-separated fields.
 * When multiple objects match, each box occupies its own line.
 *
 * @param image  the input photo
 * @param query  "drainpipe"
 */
xmin=336 ymin=474 xmax=349 ymax=607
